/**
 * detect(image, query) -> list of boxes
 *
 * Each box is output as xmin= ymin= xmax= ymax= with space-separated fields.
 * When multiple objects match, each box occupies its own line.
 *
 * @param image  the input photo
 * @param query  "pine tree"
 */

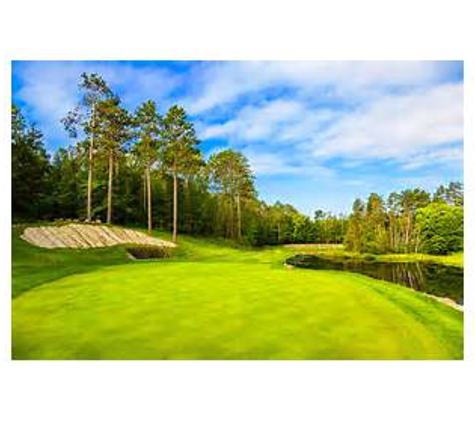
xmin=345 ymin=198 xmax=365 ymax=252
xmin=161 ymin=105 xmax=202 ymax=242
xmin=207 ymin=149 xmax=255 ymax=240
xmin=95 ymin=96 xmax=132 ymax=224
xmin=133 ymin=100 xmax=162 ymax=231
xmin=62 ymin=73 xmax=112 ymax=221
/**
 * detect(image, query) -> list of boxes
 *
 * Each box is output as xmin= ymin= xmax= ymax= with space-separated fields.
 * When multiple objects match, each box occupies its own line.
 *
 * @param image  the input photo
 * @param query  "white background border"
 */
xmin=1 ymin=1 xmax=473 ymax=421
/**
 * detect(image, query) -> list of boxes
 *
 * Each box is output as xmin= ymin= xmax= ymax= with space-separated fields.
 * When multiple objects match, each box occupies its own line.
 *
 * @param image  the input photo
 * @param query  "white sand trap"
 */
xmin=21 ymin=224 xmax=176 ymax=249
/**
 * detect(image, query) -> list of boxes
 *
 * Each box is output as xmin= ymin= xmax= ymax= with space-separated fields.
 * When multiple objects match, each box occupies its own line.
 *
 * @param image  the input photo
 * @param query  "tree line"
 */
xmin=345 ymin=184 xmax=463 ymax=255
xmin=11 ymin=72 xmax=463 ymax=252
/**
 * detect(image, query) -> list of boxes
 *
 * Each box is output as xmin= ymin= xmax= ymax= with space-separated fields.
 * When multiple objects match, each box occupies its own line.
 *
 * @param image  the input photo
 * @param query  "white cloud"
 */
xmin=401 ymin=146 xmax=463 ymax=170
xmin=201 ymin=99 xmax=304 ymax=141
xmin=199 ymin=81 xmax=462 ymax=176
xmin=14 ymin=61 xmax=181 ymax=149
xmin=15 ymin=63 xmax=80 ymax=145
xmin=186 ymin=61 xmax=457 ymax=113
xmin=199 ymin=98 xmax=338 ymax=146
xmin=311 ymin=82 xmax=463 ymax=168
xmin=242 ymin=147 xmax=334 ymax=179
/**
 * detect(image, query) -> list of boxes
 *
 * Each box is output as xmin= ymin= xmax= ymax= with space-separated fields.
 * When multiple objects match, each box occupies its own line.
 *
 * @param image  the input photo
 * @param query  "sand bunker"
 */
xmin=21 ymin=224 xmax=176 ymax=249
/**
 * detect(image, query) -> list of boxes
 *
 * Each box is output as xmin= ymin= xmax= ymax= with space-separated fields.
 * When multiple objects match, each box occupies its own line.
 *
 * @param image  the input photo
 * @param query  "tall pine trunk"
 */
xmin=87 ymin=138 xmax=94 ymax=222
xmin=146 ymin=165 xmax=152 ymax=232
xmin=143 ymin=172 xmax=147 ymax=212
xmin=86 ymin=102 xmax=96 ymax=222
xmin=107 ymin=151 xmax=113 ymax=224
xmin=172 ymin=170 xmax=178 ymax=243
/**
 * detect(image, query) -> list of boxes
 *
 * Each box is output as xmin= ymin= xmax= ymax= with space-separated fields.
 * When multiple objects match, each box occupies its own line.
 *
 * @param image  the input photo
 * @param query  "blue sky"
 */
xmin=12 ymin=61 xmax=463 ymax=215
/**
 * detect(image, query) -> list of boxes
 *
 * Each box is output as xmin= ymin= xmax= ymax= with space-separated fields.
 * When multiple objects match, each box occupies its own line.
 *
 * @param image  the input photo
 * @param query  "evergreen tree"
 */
xmin=133 ymin=100 xmax=162 ymax=231
xmin=345 ymin=198 xmax=365 ymax=252
xmin=12 ymin=105 xmax=51 ymax=220
xmin=434 ymin=182 xmax=464 ymax=206
xmin=207 ymin=149 xmax=255 ymax=240
xmin=62 ymin=73 xmax=112 ymax=221
xmin=364 ymin=193 xmax=388 ymax=253
xmin=50 ymin=147 xmax=81 ymax=218
xmin=161 ymin=105 xmax=202 ymax=242
xmin=95 ymin=96 xmax=132 ymax=224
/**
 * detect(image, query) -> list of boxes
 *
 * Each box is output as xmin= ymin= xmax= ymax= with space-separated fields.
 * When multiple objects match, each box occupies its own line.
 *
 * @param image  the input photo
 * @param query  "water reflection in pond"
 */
xmin=286 ymin=254 xmax=463 ymax=305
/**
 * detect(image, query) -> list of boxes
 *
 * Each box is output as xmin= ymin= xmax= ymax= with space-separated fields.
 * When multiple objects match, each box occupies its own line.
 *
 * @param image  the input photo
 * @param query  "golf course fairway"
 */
xmin=12 ymin=235 xmax=463 ymax=359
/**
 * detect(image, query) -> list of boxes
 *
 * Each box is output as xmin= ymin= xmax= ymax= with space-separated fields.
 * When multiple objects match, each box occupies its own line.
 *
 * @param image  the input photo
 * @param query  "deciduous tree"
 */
xmin=416 ymin=203 xmax=463 ymax=254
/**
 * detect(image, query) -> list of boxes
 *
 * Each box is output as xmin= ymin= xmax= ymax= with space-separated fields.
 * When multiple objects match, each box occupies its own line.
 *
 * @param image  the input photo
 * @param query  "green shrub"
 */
xmin=416 ymin=203 xmax=463 ymax=255
xmin=126 ymin=245 xmax=173 ymax=260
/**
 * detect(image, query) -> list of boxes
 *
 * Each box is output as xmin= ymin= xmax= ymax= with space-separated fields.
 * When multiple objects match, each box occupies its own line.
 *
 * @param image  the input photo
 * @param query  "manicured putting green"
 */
xmin=12 ymin=261 xmax=463 ymax=359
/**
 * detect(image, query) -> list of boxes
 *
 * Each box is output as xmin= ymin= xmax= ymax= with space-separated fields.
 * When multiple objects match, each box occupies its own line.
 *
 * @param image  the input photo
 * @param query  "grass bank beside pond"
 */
xmin=12 ymin=225 xmax=463 ymax=359
xmin=281 ymin=244 xmax=464 ymax=268
xmin=377 ymin=252 xmax=463 ymax=267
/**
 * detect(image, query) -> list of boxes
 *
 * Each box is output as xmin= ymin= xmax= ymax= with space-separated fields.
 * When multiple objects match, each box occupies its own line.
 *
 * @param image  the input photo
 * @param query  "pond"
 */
xmin=285 ymin=254 xmax=463 ymax=305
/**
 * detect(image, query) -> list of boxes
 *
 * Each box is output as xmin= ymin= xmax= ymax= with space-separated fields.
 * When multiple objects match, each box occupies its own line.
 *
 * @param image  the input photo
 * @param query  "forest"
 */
xmin=12 ymin=73 xmax=463 ymax=254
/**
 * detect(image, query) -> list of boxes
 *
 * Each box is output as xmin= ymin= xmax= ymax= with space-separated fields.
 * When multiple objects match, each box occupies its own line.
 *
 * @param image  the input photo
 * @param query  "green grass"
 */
xmin=378 ymin=251 xmax=464 ymax=267
xmin=11 ymin=227 xmax=130 ymax=297
xmin=279 ymin=244 xmax=464 ymax=267
xmin=12 ymin=227 xmax=464 ymax=359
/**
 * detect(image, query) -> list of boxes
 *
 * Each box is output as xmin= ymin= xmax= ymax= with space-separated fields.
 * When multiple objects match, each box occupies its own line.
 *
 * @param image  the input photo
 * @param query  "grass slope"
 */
xmin=12 ymin=227 xmax=463 ymax=359
xmin=12 ymin=227 xmax=129 ymax=297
